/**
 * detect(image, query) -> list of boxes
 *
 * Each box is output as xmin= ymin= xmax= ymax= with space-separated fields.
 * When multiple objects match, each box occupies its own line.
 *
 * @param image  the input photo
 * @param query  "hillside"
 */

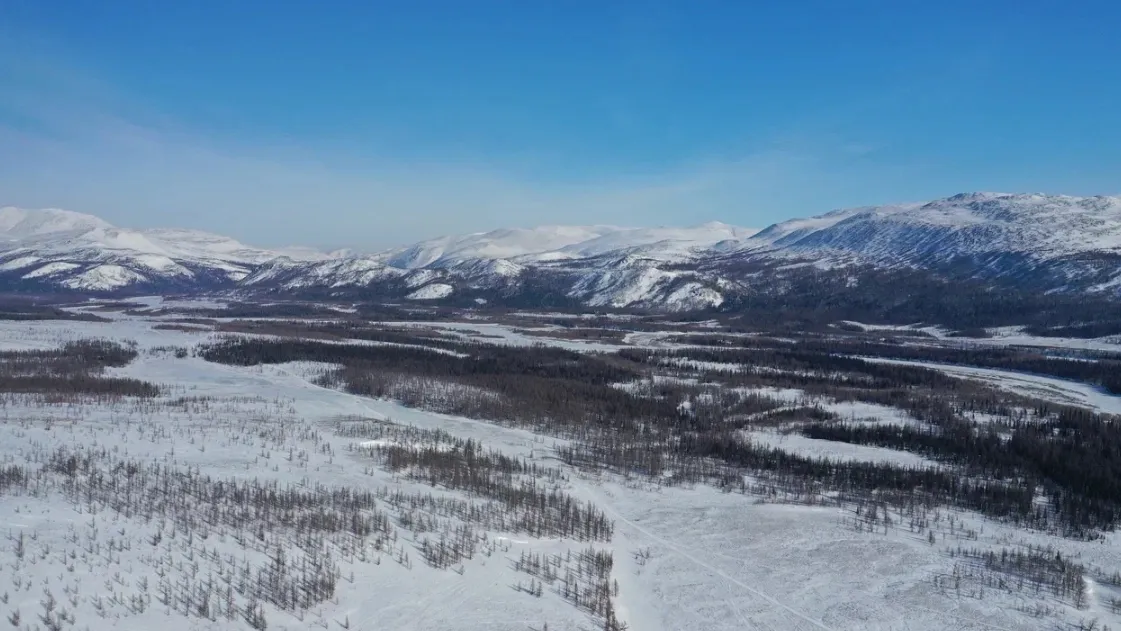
xmin=3 ymin=193 xmax=1120 ymax=314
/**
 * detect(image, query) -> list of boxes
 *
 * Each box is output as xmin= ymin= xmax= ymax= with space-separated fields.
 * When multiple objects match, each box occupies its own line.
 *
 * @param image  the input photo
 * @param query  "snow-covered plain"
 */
xmin=0 ymin=311 xmax=1119 ymax=630
xmin=744 ymin=430 xmax=939 ymax=468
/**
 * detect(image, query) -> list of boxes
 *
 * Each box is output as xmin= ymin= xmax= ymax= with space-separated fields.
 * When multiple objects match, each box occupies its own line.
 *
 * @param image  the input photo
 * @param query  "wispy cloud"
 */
xmin=0 ymin=42 xmax=890 ymax=251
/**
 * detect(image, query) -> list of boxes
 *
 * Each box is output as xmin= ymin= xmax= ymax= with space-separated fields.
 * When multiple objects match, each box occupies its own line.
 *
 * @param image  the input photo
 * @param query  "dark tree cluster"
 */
xmin=202 ymin=326 xmax=1121 ymax=538
xmin=0 ymin=465 xmax=28 ymax=494
xmin=202 ymin=336 xmax=685 ymax=436
xmin=0 ymin=308 xmax=106 ymax=322
xmin=941 ymin=545 xmax=1088 ymax=607
xmin=1025 ymin=319 xmax=1121 ymax=339
xmin=200 ymin=335 xmax=631 ymax=382
xmin=0 ymin=374 xmax=159 ymax=398
xmin=800 ymin=404 xmax=1121 ymax=534
xmin=350 ymin=424 xmax=613 ymax=542
xmin=0 ymin=339 xmax=159 ymax=398
xmin=706 ymin=262 xmax=1121 ymax=331
xmin=620 ymin=345 xmax=1028 ymax=432
xmin=0 ymin=339 xmax=139 ymax=371
xmin=621 ymin=345 xmax=963 ymax=391
xmin=682 ymin=434 xmax=1033 ymax=519
xmin=573 ymin=343 xmax=1121 ymax=534
xmin=655 ymin=334 xmax=1121 ymax=395
xmin=515 ymin=548 xmax=626 ymax=629
xmin=513 ymin=327 xmax=630 ymax=342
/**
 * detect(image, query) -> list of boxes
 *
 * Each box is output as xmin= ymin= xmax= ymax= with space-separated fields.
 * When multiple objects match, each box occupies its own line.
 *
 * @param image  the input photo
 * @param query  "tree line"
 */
xmin=636 ymin=336 xmax=1121 ymax=395
xmin=707 ymin=262 xmax=1121 ymax=332
xmin=202 ymin=329 xmax=1121 ymax=535
xmin=800 ymin=404 xmax=1121 ymax=534
xmin=0 ymin=339 xmax=159 ymax=398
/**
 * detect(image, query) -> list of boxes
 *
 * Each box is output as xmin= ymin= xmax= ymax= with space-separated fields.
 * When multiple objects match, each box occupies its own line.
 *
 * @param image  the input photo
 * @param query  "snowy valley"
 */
xmin=1 ymin=191 xmax=1121 ymax=630
xmin=0 ymin=297 xmax=1119 ymax=630
xmin=6 ymin=2 xmax=1117 ymax=630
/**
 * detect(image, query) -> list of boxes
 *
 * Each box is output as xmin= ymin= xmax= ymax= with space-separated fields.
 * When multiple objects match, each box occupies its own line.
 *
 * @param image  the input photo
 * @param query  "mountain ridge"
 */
xmin=2 ymin=192 xmax=1120 ymax=309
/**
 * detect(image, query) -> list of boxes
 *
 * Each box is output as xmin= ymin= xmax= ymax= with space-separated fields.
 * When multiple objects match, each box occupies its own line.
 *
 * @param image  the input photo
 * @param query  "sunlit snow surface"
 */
xmin=0 ymin=306 xmax=1119 ymax=630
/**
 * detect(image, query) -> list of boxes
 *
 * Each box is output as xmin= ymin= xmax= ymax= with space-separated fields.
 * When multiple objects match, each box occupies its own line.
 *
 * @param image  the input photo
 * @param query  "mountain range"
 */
xmin=2 ymin=192 xmax=1120 ymax=311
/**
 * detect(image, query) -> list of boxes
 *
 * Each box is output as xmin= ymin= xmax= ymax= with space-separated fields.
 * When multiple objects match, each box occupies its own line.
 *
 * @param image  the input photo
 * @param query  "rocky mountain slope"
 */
xmin=724 ymin=193 xmax=1121 ymax=290
xmin=0 ymin=206 xmax=331 ymax=291
xmin=3 ymin=192 xmax=1120 ymax=309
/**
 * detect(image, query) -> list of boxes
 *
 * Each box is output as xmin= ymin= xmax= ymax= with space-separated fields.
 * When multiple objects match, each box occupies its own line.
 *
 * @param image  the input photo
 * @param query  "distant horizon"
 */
xmin=1 ymin=202 xmax=767 ymax=253
xmin=5 ymin=189 xmax=1121 ymax=253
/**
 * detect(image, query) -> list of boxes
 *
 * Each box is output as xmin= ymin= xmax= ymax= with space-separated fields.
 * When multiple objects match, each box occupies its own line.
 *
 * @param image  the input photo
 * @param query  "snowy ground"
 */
xmin=0 ymin=310 xmax=1119 ymax=630
xmin=955 ymin=326 xmax=1121 ymax=354
xmin=381 ymin=321 xmax=628 ymax=352
xmin=744 ymin=430 xmax=939 ymax=468
xmin=841 ymin=320 xmax=1121 ymax=354
xmin=863 ymin=356 xmax=1121 ymax=415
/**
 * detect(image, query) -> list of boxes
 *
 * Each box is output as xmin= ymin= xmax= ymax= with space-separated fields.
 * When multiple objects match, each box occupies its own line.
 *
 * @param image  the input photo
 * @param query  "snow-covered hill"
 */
xmin=726 ymin=192 xmax=1121 ymax=284
xmin=384 ymin=225 xmax=620 ymax=269
xmin=0 ymin=207 xmax=332 ymax=291
xmin=383 ymin=222 xmax=755 ymax=268
xmin=4 ymin=193 xmax=1121 ymax=307
xmin=243 ymin=222 xmax=761 ymax=310
xmin=249 ymin=193 xmax=1121 ymax=307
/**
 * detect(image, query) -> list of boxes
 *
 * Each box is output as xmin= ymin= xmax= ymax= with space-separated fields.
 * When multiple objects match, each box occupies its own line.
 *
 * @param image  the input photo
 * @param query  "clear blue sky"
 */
xmin=1 ymin=1 xmax=1119 ymax=249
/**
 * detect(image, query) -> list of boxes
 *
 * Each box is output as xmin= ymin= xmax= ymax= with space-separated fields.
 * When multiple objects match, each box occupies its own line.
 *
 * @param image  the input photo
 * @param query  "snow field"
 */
xmin=0 ymin=317 xmax=1119 ymax=629
xmin=0 ymin=390 xmax=603 ymax=631
xmin=742 ymin=430 xmax=939 ymax=468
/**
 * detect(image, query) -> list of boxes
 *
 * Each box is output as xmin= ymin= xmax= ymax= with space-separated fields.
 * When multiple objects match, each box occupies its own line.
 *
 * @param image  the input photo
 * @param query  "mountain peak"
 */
xmin=0 ymin=207 xmax=114 ymax=239
xmin=943 ymin=191 xmax=1013 ymax=202
xmin=740 ymin=192 xmax=1121 ymax=269
xmin=2 ymin=195 xmax=1119 ymax=302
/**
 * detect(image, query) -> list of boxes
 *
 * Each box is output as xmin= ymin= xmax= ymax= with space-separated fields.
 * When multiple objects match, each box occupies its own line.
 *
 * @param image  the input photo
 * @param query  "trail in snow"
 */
xmin=574 ymin=481 xmax=835 ymax=631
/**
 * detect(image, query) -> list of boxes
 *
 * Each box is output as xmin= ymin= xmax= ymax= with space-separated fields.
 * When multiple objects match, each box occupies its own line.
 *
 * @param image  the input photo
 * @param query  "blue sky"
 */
xmin=1 ymin=1 xmax=1119 ymax=249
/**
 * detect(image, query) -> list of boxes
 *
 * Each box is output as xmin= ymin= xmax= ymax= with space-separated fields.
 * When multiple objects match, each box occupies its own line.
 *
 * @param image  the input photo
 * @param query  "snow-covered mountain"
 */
xmin=383 ymin=225 xmax=619 ymax=269
xmin=242 ymin=221 xmax=756 ymax=310
xmin=248 ymin=193 xmax=1121 ymax=307
xmin=0 ymin=207 xmax=331 ymax=291
xmin=382 ymin=222 xmax=755 ymax=268
xmin=4 ymin=193 xmax=1121 ymax=308
xmin=715 ymin=192 xmax=1121 ymax=291
xmin=736 ymin=193 xmax=1121 ymax=258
